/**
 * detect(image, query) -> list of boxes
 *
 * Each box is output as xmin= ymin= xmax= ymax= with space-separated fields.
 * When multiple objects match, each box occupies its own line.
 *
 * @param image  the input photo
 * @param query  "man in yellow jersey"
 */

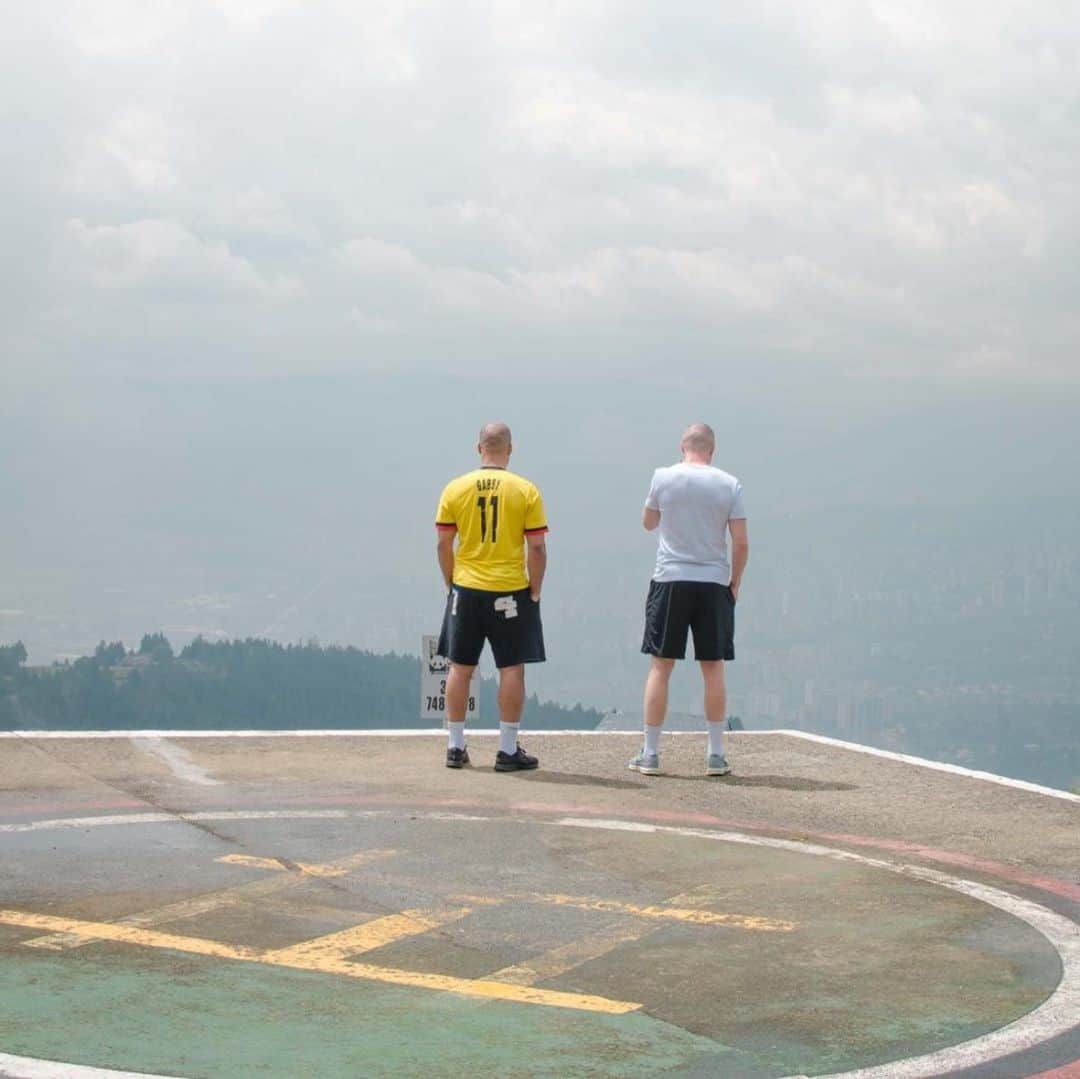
xmin=435 ymin=422 xmax=548 ymax=771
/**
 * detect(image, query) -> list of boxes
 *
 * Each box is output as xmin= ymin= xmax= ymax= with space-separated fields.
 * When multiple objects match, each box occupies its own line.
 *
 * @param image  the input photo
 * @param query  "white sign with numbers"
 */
xmin=420 ymin=635 xmax=478 ymax=722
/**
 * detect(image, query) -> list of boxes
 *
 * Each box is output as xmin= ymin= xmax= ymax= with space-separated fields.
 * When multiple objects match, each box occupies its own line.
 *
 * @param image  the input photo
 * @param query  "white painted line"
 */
xmin=3 ymin=726 xmax=1075 ymax=800
xmin=0 ymin=810 xmax=355 ymax=835
xmin=2 ymin=807 xmax=1077 ymax=1079
xmin=0 ymin=813 xmax=177 ymax=834
xmin=0 ymin=729 xmax=569 ymax=738
xmin=130 ymin=738 xmax=221 ymax=787
xmin=0 ymin=1052 xmax=184 ymax=1078
xmin=0 ymin=729 xmax=710 ymax=739
xmin=760 ymin=729 xmax=1080 ymax=804
xmin=0 ymin=729 xmax=456 ymax=739
xmin=0 ymin=808 xmax=489 ymax=837
xmin=558 ymin=817 xmax=1080 ymax=1079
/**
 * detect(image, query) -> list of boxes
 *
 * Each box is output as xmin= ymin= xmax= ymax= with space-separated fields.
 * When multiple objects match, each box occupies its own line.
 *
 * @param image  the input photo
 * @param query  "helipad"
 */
xmin=0 ymin=731 xmax=1077 ymax=1078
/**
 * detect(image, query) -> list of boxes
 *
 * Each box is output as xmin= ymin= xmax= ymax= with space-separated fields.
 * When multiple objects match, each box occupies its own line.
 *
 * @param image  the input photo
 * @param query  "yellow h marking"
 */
xmin=263 ymin=908 xmax=470 ymax=963
xmin=1 ymin=908 xmax=640 ymax=1015
xmin=216 ymin=854 xmax=350 ymax=877
xmin=21 ymin=848 xmax=395 ymax=952
xmin=489 ymin=922 xmax=649 ymax=987
xmin=455 ymin=892 xmax=794 ymax=932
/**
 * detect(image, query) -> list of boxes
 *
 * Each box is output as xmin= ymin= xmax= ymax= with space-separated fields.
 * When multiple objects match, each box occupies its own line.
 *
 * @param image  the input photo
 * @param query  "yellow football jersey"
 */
xmin=435 ymin=467 xmax=548 ymax=591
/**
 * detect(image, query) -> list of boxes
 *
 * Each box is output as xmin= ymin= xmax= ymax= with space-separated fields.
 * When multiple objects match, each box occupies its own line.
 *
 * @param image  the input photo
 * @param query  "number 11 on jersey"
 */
xmin=477 ymin=495 xmax=499 ymax=542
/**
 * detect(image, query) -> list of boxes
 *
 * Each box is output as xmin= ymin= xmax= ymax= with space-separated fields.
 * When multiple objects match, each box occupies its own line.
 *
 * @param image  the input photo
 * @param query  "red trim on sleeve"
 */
xmin=435 ymin=523 xmax=457 ymax=532
xmin=524 ymin=526 xmax=549 ymax=535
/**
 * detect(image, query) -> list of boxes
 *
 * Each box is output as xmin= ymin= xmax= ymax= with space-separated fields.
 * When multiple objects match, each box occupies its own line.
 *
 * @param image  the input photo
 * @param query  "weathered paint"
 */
xmin=0 ymin=951 xmax=727 ymax=1078
xmin=0 ymin=908 xmax=641 ymax=1014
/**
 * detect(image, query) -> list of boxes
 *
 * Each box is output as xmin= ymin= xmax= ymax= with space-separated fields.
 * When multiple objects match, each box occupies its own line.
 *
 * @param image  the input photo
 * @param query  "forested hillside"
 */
xmin=0 ymin=637 xmax=599 ymax=731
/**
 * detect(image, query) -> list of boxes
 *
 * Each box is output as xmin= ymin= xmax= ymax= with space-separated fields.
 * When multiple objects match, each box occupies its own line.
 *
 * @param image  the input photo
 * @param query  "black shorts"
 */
xmin=641 ymin=580 xmax=735 ymax=662
xmin=438 ymin=586 xmax=546 ymax=669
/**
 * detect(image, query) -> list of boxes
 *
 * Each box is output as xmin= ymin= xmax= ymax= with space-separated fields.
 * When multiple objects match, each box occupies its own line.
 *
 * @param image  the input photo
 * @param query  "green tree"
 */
xmin=139 ymin=633 xmax=174 ymax=662
xmin=93 ymin=641 xmax=127 ymax=666
xmin=4 ymin=635 xmax=604 ymax=732
xmin=0 ymin=642 xmax=28 ymax=677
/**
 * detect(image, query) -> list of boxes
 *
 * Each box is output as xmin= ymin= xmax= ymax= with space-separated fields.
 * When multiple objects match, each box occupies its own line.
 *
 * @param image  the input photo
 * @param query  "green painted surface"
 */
xmin=0 ymin=884 xmax=1062 ymax=1078
xmin=0 ymin=820 xmax=1064 ymax=1077
xmin=0 ymin=948 xmax=745 ymax=1079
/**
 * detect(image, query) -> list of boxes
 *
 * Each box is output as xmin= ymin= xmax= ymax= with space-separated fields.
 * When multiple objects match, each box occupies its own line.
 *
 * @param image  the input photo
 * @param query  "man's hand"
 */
xmin=728 ymin=519 xmax=748 ymax=604
xmin=436 ymin=529 xmax=456 ymax=593
xmin=526 ymin=533 xmax=547 ymax=604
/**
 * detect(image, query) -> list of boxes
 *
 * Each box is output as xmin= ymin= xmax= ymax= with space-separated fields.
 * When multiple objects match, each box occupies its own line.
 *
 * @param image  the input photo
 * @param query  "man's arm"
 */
xmin=728 ymin=518 xmax=749 ymax=601
xmin=436 ymin=530 xmax=456 ymax=591
xmin=643 ymin=468 xmax=662 ymax=530
xmin=526 ymin=533 xmax=547 ymax=601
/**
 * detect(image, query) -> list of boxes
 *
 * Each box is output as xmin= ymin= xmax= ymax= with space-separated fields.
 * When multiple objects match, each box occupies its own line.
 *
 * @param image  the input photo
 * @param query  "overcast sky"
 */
xmin=4 ymin=0 xmax=1079 ymax=393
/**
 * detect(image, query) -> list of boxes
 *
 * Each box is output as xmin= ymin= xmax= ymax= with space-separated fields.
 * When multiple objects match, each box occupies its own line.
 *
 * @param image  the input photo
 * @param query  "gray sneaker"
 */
xmin=628 ymin=749 xmax=661 ymax=776
xmin=706 ymin=753 xmax=731 ymax=776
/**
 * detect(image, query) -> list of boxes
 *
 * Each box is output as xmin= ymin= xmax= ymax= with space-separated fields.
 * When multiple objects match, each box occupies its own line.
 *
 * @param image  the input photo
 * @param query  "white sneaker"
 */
xmin=628 ymin=749 xmax=661 ymax=775
xmin=706 ymin=753 xmax=731 ymax=776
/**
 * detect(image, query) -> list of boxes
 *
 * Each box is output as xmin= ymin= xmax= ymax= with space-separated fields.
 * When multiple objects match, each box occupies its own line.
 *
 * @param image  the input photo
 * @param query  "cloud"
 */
xmin=70 ymin=107 xmax=178 ymax=197
xmin=4 ymin=1 xmax=1078 ymax=383
xmin=64 ymin=218 xmax=302 ymax=300
xmin=345 ymin=308 xmax=398 ymax=334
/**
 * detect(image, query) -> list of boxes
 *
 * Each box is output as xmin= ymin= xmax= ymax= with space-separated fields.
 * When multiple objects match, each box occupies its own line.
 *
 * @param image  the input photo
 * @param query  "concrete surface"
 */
xmin=0 ymin=731 xmax=1077 ymax=1079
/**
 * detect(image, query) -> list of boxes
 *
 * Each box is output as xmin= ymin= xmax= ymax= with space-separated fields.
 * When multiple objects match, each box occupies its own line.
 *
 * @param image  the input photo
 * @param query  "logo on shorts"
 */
xmin=425 ymin=637 xmax=449 ymax=674
xmin=494 ymin=596 xmax=518 ymax=619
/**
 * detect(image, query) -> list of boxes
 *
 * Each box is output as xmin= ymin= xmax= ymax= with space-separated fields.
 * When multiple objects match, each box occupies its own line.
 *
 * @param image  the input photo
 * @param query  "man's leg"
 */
xmin=644 ymin=656 xmax=676 ymax=731
xmin=439 ymin=585 xmax=484 ymax=768
xmin=446 ymin=663 xmax=476 ymax=724
xmin=445 ymin=663 xmax=475 ymax=762
xmin=631 ymin=657 xmax=675 ymax=772
xmin=497 ymin=663 xmax=525 ymax=727
xmin=636 ymin=580 xmax=689 ymax=774
xmin=493 ymin=664 xmax=538 ymax=770
xmin=490 ymin=587 xmax=543 ymax=771
xmin=700 ymin=659 xmax=726 ymax=725
xmin=700 ymin=659 xmax=731 ymax=774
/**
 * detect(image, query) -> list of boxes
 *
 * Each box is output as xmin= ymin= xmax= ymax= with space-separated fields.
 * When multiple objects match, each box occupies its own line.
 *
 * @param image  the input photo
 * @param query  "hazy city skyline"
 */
xmin=3 ymin=4 xmax=1078 ymax=789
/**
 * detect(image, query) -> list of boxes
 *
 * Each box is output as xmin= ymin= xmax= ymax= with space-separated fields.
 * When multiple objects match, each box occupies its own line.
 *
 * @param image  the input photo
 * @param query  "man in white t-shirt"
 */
xmin=629 ymin=423 xmax=749 ymax=777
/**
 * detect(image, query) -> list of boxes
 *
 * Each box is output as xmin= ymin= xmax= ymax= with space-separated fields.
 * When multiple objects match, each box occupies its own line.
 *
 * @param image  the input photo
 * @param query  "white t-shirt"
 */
xmin=645 ymin=463 xmax=746 ymax=584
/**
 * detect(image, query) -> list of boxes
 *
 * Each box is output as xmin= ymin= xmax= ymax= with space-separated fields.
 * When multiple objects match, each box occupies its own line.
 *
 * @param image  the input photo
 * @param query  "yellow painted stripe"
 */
xmin=256 ymin=898 xmax=383 ymax=925
xmin=665 ymin=888 xmax=729 ymax=906
xmin=3 ymin=909 xmax=263 ymax=962
xmin=1 ymin=908 xmax=639 ymax=1014
xmin=312 ymin=957 xmax=641 ymax=1013
xmin=216 ymin=854 xmax=348 ymax=877
xmin=457 ymin=892 xmax=794 ymax=932
xmin=217 ymin=854 xmax=287 ymax=871
xmin=489 ymin=921 xmax=651 ymax=987
xmin=486 ymin=883 xmax=752 ymax=988
xmin=22 ymin=848 xmax=396 ymax=952
xmin=534 ymin=894 xmax=794 ymax=931
xmin=264 ymin=908 xmax=469 ymax=963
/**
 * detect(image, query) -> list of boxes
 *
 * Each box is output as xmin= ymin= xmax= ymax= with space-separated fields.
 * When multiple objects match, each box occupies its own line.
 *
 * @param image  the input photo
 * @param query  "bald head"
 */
xmin=681 ymin=423 xmax=715 ymax=461
xmin=477 ymin=421 xmax=512 ymax=464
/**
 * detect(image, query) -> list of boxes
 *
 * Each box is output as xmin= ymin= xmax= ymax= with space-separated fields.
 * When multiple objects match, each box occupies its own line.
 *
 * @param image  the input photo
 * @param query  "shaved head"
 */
xmin=681 ymin=423 xmax=715 ymax=456
xmin=478 ymin=422 xmax=512 ymax=453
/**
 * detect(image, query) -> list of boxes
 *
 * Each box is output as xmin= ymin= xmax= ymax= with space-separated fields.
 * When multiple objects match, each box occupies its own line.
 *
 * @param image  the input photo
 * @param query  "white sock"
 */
xmin=499 ymin=722 xmax=519 ymax=755
xmin=447 ymin=722 xmax=466 ymax=751
xmin=644 ymin=725 xmax=661 ymax=755
xmin=707 ymin=723 xmax=725 ymax=757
